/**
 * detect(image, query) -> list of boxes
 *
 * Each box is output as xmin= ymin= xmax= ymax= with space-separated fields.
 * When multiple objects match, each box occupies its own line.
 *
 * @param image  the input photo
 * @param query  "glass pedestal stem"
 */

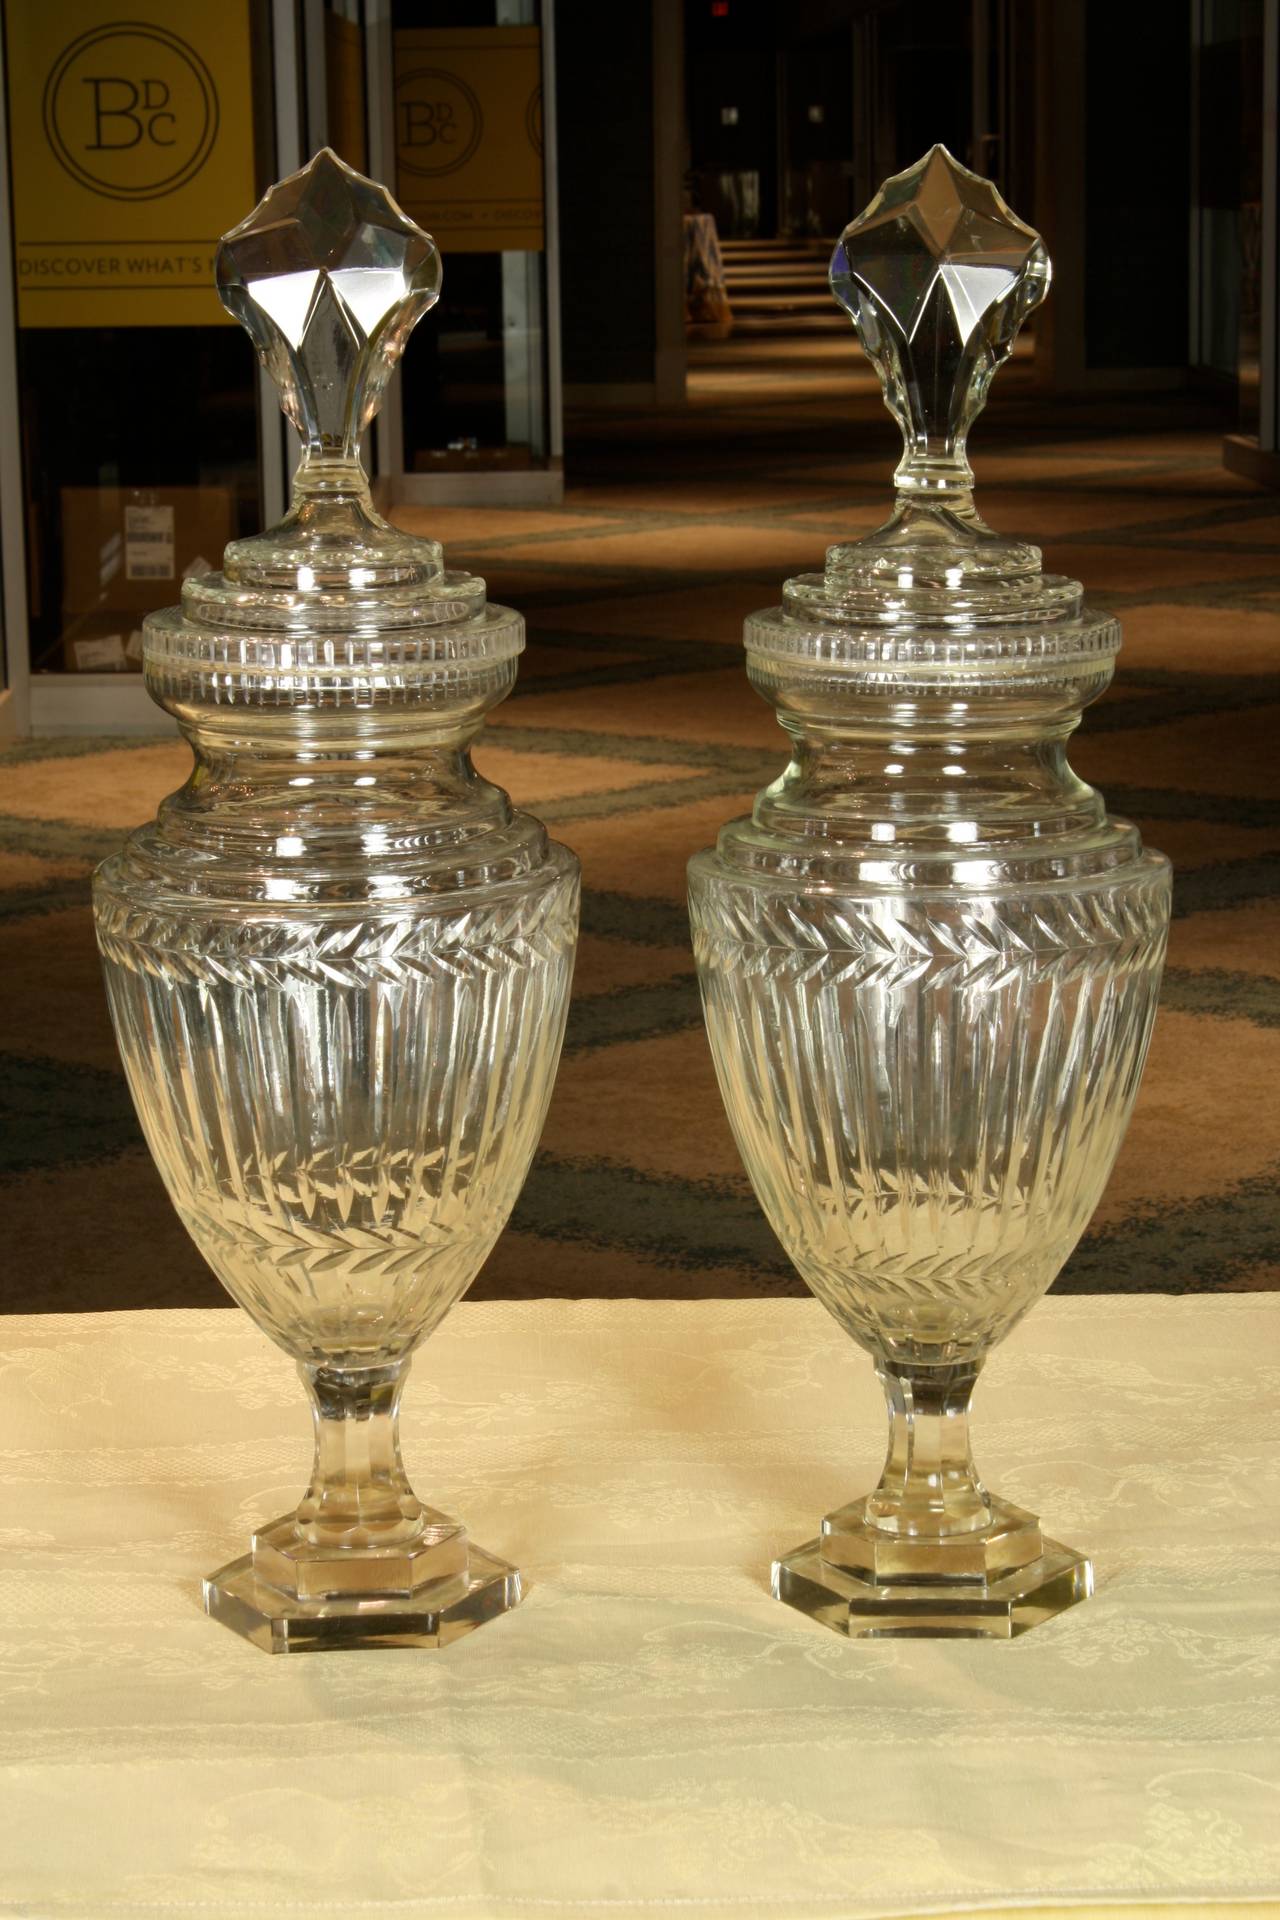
xmin=865 ymin=1356 xmax=992 ymax=1539
xmin=297 ymin=1359 xmax=423 ymax=1548
xmin=202 ymin=1342 xmax=524 ymax=1649
xmin=769 ymin=1344 xmax=1093 ymax=1636
xmin=769 ymin=1343 xmax=1093 ymax=1635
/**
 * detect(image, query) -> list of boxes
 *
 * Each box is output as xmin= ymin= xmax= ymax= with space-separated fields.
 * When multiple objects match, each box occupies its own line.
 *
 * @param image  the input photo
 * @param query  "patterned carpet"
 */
xmin=2 ymin=346 xmax=1278 ymax=1312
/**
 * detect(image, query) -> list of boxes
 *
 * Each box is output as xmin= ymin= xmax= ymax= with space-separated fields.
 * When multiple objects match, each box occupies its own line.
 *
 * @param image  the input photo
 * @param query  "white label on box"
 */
xmin=125 ymin=628 xmax=145 ymax=663
xmin=99 ymin=532 xmax=122 ymax=590
xmin=124 ymin=504 xmax=175 ymax=581
xmin=73 ymin=633 xmax=127 ymax=671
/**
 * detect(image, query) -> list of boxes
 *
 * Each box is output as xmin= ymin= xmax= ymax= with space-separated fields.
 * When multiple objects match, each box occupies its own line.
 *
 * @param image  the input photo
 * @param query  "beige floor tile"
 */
xmin=1114 ymin=604 xmax=1280 ymax=676
xmin=1075 ymin=707 xmax=1280 ymax=800
xmin=1094 ymin=1009 xmax=1280 ymax=1224
xmin=0 ymin=906 xmax=119 ymax=1071
xmin=0 ymin=743 xmax=188 ymax=827
xmin=545 ymin=1030 xmax=744 ymax=1181
xmin=1167 ymin=899 xmax=1280 ymax=976
xmin=511 ymin=667 xmax=779 ymax=751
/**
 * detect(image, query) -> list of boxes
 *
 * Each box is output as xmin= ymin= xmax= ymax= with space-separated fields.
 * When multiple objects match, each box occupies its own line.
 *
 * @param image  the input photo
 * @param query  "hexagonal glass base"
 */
xmin=822 ymin=1492 xmax=1046 ymax=1582
xmin=203 ymin=1538 xmax=522 ymax=1654
xmin=772 ymin=1534 xmax=1092 ymax=1640
xmin=250 ymin=1505 xmax=470 ymax=1601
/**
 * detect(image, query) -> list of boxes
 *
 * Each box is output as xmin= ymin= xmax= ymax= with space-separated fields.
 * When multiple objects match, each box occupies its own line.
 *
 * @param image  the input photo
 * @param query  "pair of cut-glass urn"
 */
xmin=92 ymin=148 xmax=1169 ymax=1654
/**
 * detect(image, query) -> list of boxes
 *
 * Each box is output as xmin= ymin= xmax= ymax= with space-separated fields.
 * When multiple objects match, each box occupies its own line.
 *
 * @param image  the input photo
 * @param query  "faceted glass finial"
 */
xmin=830 ymin=145 xmax=1049 ymax=502
xmin=217 ymin=148 xmax=442 ymax=461
xmin=206 ymin=150 xmax=447 ymax=597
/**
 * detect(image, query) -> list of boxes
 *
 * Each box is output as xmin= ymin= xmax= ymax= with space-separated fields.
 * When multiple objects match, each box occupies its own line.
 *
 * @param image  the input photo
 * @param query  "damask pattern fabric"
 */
xmin=1 ymin=1297 xmax=1277 ymax=1918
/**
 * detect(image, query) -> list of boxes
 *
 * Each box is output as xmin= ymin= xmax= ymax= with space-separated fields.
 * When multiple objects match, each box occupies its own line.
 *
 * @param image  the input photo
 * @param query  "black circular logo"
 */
xmin=43 ymin=22 xmax=219 ymax=201
xmin=395 ymin=67 xmax=483 ymax=178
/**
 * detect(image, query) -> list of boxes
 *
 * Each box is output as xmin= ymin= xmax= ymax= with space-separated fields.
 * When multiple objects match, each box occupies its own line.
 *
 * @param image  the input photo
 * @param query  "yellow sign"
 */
xmin=393 ymin=27 xmax=544 ymax=254
xmin=4 ymin=0 xmax=257 ymax=327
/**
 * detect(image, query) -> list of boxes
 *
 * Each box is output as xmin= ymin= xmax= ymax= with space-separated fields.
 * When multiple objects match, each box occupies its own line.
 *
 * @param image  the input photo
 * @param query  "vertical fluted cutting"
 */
xmin=690 ymin=867 xmax=1169 ymax=1365
xmin=95 ymin=867 xmax=578 ymax=1367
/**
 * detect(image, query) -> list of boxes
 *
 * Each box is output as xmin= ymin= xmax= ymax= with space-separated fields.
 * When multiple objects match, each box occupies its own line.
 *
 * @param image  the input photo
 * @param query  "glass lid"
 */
xmin=749 ymin=146 xmax=1118 ymax=682
xmin=143 ymin=149 xmax=521 ymax=710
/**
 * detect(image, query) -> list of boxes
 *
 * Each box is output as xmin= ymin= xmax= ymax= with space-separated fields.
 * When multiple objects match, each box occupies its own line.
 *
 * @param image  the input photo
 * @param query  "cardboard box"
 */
xmin=412 ymin=445 xmax=533 ymax=473
xmin=39 ymin=609 xmax=147 ymax=674
xmin=61 ymin=486 xmax=233 ymax=618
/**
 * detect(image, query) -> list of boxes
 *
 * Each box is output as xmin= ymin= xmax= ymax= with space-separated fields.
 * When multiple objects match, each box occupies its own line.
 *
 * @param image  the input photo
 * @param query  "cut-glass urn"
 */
xmin=688 ymin=147 xmax=1170 ymax=1639
xmin=92 ymin=151 xmax=579 ymax=1654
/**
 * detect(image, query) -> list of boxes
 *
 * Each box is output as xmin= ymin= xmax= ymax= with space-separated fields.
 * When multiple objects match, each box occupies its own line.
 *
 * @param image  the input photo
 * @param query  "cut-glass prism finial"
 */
xmin=831 ymin=145 xmax=1048 ymax=503
xmin=217 ymin=147 xmax=442 ymax=461
xmin=205 ymin=150 xmax=447 ymax=597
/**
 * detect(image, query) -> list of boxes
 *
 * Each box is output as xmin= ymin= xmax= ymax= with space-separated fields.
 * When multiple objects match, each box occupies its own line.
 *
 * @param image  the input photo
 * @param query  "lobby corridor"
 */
xmin=1 ymin=370 xmax=1277 ymax=1311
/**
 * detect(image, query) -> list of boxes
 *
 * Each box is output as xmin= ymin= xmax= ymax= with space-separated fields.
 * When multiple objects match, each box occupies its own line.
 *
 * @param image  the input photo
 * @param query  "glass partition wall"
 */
xmin=1191 ymin=0 xmax=1266 ymax=428
xmin=1196 ymin=0 xmax=1280 ymax=484
xmin=0 ymin=0 xmax=280 ymax=733
xmin=0 ymin=0 xmax=561 ymax=737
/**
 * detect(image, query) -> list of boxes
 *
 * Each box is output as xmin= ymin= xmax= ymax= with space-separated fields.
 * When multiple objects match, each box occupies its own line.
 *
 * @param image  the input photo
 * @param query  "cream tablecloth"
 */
xmin=0 ymin=1296 xmax=1278 ymax=1920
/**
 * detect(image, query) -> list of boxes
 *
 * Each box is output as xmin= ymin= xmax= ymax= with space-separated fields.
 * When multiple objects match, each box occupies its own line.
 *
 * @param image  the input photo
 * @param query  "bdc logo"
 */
xmin=395 ymin=69 xmax=483 ymax=178
xmin=43 ymin=23 xmax=219 ymax=201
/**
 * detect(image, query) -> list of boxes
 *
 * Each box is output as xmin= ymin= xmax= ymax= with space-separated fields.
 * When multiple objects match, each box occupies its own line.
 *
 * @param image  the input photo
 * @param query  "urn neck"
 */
xmin=158 ymin=718 xmax=513 ymax=845
xmin=755 ymin=709 xmax=1104 ymax=853
xmin=115 ymin=700 xmax=552 ymax=906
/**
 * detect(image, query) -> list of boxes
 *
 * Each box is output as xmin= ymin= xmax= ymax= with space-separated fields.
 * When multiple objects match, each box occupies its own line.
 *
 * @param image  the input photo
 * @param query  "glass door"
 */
xmin=384 ymin=0 xmax=561 ymax=501
xmin=1192 ymin=0 xmax=1266 ymax=427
